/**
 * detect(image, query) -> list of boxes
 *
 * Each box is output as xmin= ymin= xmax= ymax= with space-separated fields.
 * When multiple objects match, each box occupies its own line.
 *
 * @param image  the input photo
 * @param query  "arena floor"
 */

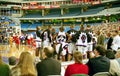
xmin=0 ymin=44 xmax=36 ymax=58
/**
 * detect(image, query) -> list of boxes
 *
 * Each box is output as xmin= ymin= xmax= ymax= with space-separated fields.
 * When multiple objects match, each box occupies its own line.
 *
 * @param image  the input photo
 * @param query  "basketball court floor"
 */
xmin=0 ymin=44 xmax=36 ymax=59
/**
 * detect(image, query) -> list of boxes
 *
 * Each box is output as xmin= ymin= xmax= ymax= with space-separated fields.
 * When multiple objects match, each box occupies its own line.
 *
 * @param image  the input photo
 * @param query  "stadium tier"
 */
xmin=0 ymin=0 xmax=120 ymax=31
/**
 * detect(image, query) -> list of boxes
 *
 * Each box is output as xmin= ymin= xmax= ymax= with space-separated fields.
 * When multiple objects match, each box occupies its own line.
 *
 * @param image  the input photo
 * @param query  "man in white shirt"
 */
xmin=111 ymin=30 xmax=120 ymax=52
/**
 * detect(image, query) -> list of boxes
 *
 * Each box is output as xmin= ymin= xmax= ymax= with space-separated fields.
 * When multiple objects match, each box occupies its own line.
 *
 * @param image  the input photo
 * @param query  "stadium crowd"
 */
xmin=0 ymin=22 xmax=120 ymax=76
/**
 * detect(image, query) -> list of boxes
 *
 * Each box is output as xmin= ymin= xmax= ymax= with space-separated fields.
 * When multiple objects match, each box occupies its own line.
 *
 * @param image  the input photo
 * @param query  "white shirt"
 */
xmin=111 ymin=35 xmax=120 ymax=51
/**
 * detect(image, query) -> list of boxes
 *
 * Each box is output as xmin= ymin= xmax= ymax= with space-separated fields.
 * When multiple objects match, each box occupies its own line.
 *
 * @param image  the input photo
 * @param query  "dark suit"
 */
xmin=41 ymin=29 xmax=51 ymax=42
xmin=87 ymin=56 xmax=110 ymax=76
xmin=107 ymin=37 xmax=113 ymax=50
xmin=36 ymin=58 xmax=61 ymax=76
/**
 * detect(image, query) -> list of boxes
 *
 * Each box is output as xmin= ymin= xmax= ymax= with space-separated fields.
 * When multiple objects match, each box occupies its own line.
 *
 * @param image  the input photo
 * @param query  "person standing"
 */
xmin=106 ymin=32 xmax=113 ymax=50
xmin=96 ymin=30 xmax=105 ymax=46
xmin=36 ymin=46 xmax=61 ymax=76
xmin=15 ymin=35 xmax=20 ymax=50
xmin=35 ymin=26 xmax=42 ymax=59
xmin=56 ymin=26 xmax=69 ymax=61
xmin=67 ymin=25 xmax=77 ymax=61
xmin=75 ymin=24 xmax=88 ymax=59
xmin=41 ymin=26 xmax=52 ymax=48
xmin=111 ymin=30 xmax=120 ymax=52
xmin=9 ymin=34 xmax=13 ymax=48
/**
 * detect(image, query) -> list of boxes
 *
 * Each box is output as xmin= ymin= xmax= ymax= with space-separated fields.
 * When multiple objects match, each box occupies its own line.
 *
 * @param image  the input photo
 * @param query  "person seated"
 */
xmin=10 ymin=52 xmax=37 ymax=76
xmin=8 ymin=56 xmax=17 ymax=69
xmin=36 ymin=46 xmax=61 ymax=76
xmin=106 ymin=49 xmax=120 ymax=75
xmin=0 ymin=54 xmax=10 ymax=76
xmin=87 ymin=45 xmax=110 ymax=76
xmin=106 ymin=49 xmax=115 ymax=59
xmin=116 ymin=49 xmax=120 ymax=65
xmin=64 ymin=51 xmax=89 ymax=76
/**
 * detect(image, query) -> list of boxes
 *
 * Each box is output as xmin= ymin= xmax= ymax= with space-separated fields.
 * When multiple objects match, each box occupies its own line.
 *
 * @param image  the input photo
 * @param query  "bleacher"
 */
xmin=29 ymin=22 xmax=42 ymax=30
xmin=81 ymin=7 xmax=104 ymax=15
xmin=23 ymin=13 xmax=42 ymax=18
xmin=21 ymin=22 xmax=42 ymax=30
xmin=21 ymin=23 xmax=31 ymax=30
xmin=63 ymin=8 xmax=81 ymax=16
xmin=45 ymin=9 xmax=61 ymax=17
xmin=9 ymin=23 xmax=16 ymax=26
xmin=22 ymin=6 xmax=105 ymax=18
xmin=98 ymin=7 xmax=120 ymax=15
xmin=0 ymin=16 xmax=16 ymax=27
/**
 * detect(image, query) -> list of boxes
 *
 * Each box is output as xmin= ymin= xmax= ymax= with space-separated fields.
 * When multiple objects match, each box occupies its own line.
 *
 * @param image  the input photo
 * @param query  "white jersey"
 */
xmin=36 ymin=36 xmax=41 ymax=42
xmin=76 ymin=32 xmax=87 ymax=47
xmin=56 ymin=32 xmax=66 ymax=43
xmin=43 ymin=31 xmax=49 ymax=41
xmin=35 ymin=33 xmax=41 ymax=48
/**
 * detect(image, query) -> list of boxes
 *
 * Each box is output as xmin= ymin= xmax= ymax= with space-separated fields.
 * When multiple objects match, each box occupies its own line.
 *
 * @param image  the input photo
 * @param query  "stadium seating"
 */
xmin=112 ymin=4 xmax=120 ymax=8
xmin=22 ymin=6 xmax=105 ymax=18
xmin=63 ymin=8 xmax=81 ymax=16
xmin=45 ymin=9 xmax=61 ymax=17
xmin=21 ymin=23 xmax=31 ymax=29
xmin=9 ymin=23 xmax=15 ymax=26
xmin=81 ymin=7 xmax=104 ymax=15
xmin=23 ymin=13 xmax=42 ymax=18
xmin=99 ymin=7 xmax=120 ymax=15
xmin=21 ymin=22 xmax=42 ymax=30
xmin=29 ymin=23 xmax=42 ymax=29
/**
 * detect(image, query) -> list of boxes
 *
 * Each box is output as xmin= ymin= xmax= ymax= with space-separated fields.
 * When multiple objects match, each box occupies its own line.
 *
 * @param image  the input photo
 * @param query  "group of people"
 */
xmin=0 ymin=45 xmax=120 ymax=76
xmin=0 ymin=22 xmax=120 ymax=76
xmin=35 ymin=22 xmax=120 ymax=61
xmin=0 ymin=46 xmax=61 ymax=76
xmin=6 ymin=22 xmax=120 ymax=62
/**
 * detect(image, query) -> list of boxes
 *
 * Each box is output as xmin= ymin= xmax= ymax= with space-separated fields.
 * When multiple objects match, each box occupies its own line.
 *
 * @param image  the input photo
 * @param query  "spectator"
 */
xmin=106 ymin=32 xmax=113 ymax=50
xmin=106 ymin=49 xmax=120 ymax=75
xmin=96 ymin=31 xmax=105 ymax=46
xmin=64 ymin=51 xmax=89 ymax=76
xmin=111 ymin=30 xmax=120 ymax=52
xmin=0 ymin=54 xmax=10 ymax=76
xmin=106 ymin=49 xmax=115 ymax=59
xmin=87 ymin=45 xmax=110 ymax=76
xmin=36 ymin=46 xmax=61 ymax=76
xmin=8 ymin=56 xmax=17 ymax=69
xmin=116 ymin=49 xmax=120 ymax=65
xmin=10 ymin=52 xmax=37 ymax=76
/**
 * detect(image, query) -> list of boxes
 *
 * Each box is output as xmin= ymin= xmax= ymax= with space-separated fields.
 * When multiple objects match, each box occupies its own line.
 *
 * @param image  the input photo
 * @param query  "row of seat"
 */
xmin=22 ymin=7 xmax=104 ymax=18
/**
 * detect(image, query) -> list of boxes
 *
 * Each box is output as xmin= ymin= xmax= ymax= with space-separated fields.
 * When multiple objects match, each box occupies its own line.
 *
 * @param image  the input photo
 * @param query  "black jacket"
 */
xmin=107 ymin=37 xmax=113 ymax=50
xmin=87 ymin=56 xmax=110 ymax=76
xmin=41 ymin=29 xmax=51 ymax=42
xmin=36 ymin=58 xmax=61 ymax=76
